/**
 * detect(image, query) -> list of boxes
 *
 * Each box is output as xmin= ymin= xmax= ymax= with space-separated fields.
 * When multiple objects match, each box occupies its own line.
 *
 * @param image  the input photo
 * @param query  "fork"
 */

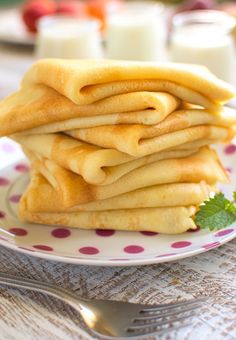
xmin=0 ymin=271 xmax=204 ymax=339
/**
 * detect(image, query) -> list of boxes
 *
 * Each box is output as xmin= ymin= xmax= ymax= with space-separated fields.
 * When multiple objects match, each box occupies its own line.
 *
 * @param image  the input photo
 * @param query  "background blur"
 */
xmin=0 ymin=0 xmax=236 ymax=99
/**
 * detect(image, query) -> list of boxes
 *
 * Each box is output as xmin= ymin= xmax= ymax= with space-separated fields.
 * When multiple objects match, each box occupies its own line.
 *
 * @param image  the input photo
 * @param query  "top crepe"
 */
xmin=21 ymin=59 xmax=235 ymax=105
xmin=0 ymin=59 xmax=235 ymax=137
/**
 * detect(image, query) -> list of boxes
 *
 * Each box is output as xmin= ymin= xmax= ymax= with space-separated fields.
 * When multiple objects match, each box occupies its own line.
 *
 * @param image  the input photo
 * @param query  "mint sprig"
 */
xmin=195 ymin=191 xmax=236 ymax=231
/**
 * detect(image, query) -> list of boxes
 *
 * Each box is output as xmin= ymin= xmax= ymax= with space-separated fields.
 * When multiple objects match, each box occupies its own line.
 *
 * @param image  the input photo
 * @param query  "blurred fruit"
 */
xmin=22 ymin=0 xmax=57 ymax=33
xmin=86 ymin=0 xmax=123 ymax=30
xmin=86 ymin=0 xmax=107 ymax=24
xmin=57 ymin=0 xmax=87 ymax=16
xmin=177 ymin=0 xmax=216 ymax=13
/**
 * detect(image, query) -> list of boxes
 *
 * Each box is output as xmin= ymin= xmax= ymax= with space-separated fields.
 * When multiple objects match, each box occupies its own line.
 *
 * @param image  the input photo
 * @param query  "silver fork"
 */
xmin=0 ymin=271 xmax=205 ymax=339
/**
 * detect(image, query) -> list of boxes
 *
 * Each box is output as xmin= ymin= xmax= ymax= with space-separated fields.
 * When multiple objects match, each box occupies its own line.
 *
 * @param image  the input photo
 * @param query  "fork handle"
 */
xmin=0 ymin=271 xmax=87 ymax=310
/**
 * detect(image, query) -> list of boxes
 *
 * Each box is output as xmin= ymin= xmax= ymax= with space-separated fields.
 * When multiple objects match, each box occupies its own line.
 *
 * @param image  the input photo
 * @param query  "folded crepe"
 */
xmin=14 ymin=133 xmax=200 ymax=185
xmin=13 ymin=108 xmax=235 ymax=178
xmin=21 ymin=59 xmax=235 ymax=106
xmin=0 ymin=86 xmax=181 ymax=136
xmin=2 ymin=58 xmax=235 ymax=137
xmin=19 ymin=203 xmax=197 ymax=234
xmin=19 ymin=147 xmax=224 ymax=233
xmin=22 ymin=170 xmax=211 ymax=212
xmin=18 ymin=165 xmax=198 ymax=234
xmin=68 ymin=124 xmax=233 ymax=157
xmin=66 ymin=107 xmax=236 ymax=156
xmin=24 ymin=147 xmax=228 ymax=207
xmin=16 ymin=105 xmax=236 ymax=137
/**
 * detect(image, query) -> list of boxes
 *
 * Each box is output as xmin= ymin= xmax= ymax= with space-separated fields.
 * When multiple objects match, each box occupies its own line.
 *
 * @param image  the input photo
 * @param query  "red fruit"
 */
xmin=22 ymin=0 xmax=57 ymax=33
xmin=178 ymin=0 xmax=216 ymax=12
xmin=57 ymin=0 xmax=87 ymax=16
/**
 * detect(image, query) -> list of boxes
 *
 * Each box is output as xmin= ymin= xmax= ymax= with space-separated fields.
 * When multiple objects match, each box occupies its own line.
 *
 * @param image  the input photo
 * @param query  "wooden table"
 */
xmin=0 ymin=45 xmax=236 ymax=340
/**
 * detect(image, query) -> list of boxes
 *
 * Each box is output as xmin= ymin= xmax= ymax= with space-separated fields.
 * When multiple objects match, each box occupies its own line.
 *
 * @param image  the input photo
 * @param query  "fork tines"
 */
xmin=126 ymin=298 xmax=205 ymax=336
xmin=140 ymin=297 xmax=206 ymax=313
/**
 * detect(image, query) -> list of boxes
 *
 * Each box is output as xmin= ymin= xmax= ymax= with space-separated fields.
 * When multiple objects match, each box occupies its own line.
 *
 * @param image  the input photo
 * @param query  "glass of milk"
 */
xmin=106 ymin=1 xmax=166 ymax=61
xmin=36 ymin=16 xmax=103 ymax=59
xmin=169 ymin=10 xmax=236 ymax=83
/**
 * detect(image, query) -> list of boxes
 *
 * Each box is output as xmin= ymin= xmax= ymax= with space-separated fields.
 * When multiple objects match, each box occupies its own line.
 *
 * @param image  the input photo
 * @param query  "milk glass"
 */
xmin=36 ymin=16 xmax=103 ymax=59
xmin=169 ymin=11 xmax=236 ymax=83
xmin=106 ymin=1 xmax=166 ymax=61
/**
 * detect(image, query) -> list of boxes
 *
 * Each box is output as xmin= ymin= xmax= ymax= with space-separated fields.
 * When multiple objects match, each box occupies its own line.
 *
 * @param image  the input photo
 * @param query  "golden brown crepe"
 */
xmin=22 ymin=106 xmax=236 ymax=137
xmin=4 ymin=58 xmax=235 ymax=137
xmin=23 ymin=147 xmax=228 ymax=208
xmin=137 ymin=107 xmax=236 ymax=136
xmin=22 ymin=171 xmax=211 ymax=212
xmin=0 ymin=87 xmax=180 ymax=136
xmin=68 ymin=124 xmax=233 ymax=157
xmin=14 ymin=133 xmax=200 ymax=185
xmin=2 ymin=58 xmax=235 ymax=137
xmin=20 ymin=197 xmax=197 ymax=234
xmin=22 ymin=59 xmax=235 ymax=105
xmin=66 ymin=107 xmax=236 ymax=156
xmin=69 ymin=182 xmax=211 ymax=212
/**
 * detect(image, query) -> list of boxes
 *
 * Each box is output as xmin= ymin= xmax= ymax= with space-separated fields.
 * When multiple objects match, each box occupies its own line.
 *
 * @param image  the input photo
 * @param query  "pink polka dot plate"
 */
xmin=0 ymin=137 xmax=236 ymax=266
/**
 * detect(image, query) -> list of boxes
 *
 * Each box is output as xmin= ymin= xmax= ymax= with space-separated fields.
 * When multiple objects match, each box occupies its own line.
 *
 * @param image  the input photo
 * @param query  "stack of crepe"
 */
xmin=0 ymin=59 xmax=235 ymax=234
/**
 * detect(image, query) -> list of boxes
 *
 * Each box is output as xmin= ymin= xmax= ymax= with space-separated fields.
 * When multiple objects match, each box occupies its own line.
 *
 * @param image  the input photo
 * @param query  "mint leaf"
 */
xmin=225 ymin=201 xmax=236 ymax=214
xmin=195 ymin=192 xmax=236 ymax=231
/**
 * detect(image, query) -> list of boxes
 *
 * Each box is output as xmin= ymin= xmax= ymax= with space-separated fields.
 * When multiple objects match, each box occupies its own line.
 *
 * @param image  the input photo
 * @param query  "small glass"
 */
xmin=106 ymin=1 xmax=166 ymax=61
xmin=169 ymin=10 xmax=236 ymax=83
xmin=36 ymin=16 xmax=103 ymax=59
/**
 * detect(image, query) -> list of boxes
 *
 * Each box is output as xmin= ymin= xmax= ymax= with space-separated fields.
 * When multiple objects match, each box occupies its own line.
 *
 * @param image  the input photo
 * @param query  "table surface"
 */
xmin=0 ymin=44 xmax=236 ymax=340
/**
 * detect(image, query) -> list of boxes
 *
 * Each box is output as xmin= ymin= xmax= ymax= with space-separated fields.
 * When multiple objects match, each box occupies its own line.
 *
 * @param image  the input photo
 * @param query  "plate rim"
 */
xmin=0 ymin=231 xmax=236 ymax=266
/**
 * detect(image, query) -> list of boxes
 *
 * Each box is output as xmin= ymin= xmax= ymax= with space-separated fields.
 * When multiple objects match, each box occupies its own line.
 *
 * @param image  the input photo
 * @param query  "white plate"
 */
xmin=0 ymin=137 xmax=236 ymax=266
xmin=0 ymin=9 xmax=35 ymax=46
